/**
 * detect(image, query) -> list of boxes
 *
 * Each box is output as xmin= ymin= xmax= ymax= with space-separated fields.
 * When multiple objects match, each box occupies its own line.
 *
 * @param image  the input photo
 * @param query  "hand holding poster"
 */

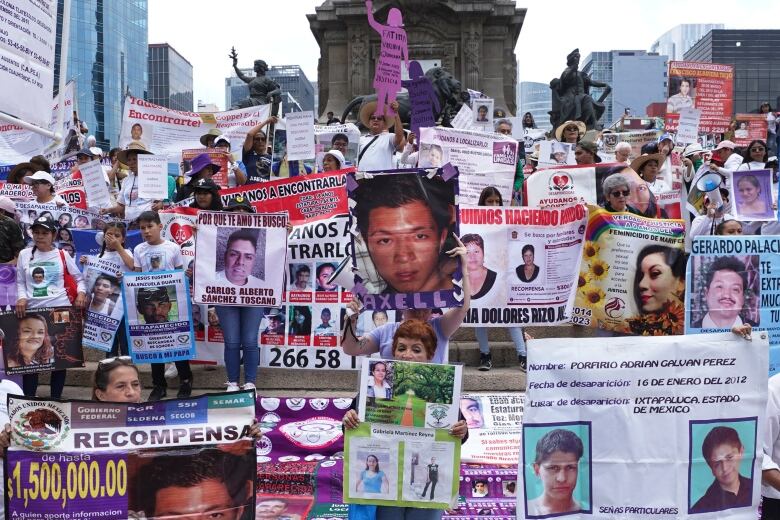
xmin=418 ymin=127 xmax=518 ymax=175
xmin=5 ymin=391 xmax=257 ymax=520
xmin=459 ymin=204 xmax=586 ymax=327
xmin=519 ymin=332 xmax=767 ymax=519
xmin=348 ymin=169 xmax=461 ymax=310
xmin=0 ymin=307 xmax=84 ymax=375
xmin=460 ymin=394 xmax=524 ymax=464
xmin=358 ymin=359 xmax=463 ymax=429
xmin=193 ymin=211 xmax=288 ymax=306
xmin=122 ymin=270 xmax=195 ymax=363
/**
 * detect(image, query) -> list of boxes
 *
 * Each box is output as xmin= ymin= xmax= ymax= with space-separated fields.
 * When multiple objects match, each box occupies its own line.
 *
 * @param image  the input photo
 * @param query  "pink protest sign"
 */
xmin=366 ymin=0 xmax=408 ymax=117
xmin=402 ymin=61 xmax=441 ymax=137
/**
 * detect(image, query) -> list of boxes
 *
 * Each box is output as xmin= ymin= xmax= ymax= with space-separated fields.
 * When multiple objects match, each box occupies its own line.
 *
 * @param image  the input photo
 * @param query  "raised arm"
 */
xmin=365 ymin=0 xmax=382 ymax=32
xmin=230 ymin=48 xmax=251 ymax=84
xmin=243 ymin=117 xmax=277 ymax=154
xmin=341 ymin=297 xmax=380 ymax=356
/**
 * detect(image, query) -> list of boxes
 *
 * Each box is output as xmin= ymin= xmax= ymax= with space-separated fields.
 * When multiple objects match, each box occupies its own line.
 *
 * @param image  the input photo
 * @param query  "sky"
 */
xmin=148 ymin=0 xmax=780 ymax=112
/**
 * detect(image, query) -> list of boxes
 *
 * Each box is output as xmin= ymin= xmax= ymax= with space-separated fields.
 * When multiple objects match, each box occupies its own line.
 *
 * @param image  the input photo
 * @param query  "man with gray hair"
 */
xmin=495 ymin=119 xmax=513 ymax=136
xmin=614 ymin=142 xmax=632 ymax=163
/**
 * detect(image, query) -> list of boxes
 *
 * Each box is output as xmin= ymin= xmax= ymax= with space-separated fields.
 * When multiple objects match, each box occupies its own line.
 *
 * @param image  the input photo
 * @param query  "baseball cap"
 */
xmin=22 ymin=171 xmax=56 ymax=185
xmin=226 ymin=195 xmax=254 ymax=212
xmin=715 ymin=140 xmax=737 ymax=151
xmin=30 ymin=216 xmax=57 ymax=232
xmin=136 ymin=287 xmax=170 ymax=305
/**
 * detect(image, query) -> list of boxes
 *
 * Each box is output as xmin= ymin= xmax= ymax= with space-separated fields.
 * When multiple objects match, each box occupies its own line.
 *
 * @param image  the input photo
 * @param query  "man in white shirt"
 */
xmin=357 ymin=100 xmax=404 ymax=171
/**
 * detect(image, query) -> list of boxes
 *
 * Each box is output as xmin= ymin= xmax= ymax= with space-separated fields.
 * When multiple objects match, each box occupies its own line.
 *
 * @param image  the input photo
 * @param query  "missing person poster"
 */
xmin=600 ymin=130 xmax=660 ymax=163
xmin=121 ymin=270 xmax=195 ymax=363
xmin=418 ymin=127 xmax=518 ymax=175
xmin=193 ymin=211 xmax=288 ymax=307
xmin=344 ymin=422 xmax=461 ymax=509
xmin=0 ymin=307 xmax=84 ymax=375
xmin=665 ymin=61 xmax=734 ymax=134
xmin=315 ymin=123 xmax=359 ymax=171
xmin=5 ymin=391 xmax=257 ymax=520
xmin=348 ymin=169 xmax=462 ymax=310
xmin=460 ymin=394 xmax=524 ymax=465
xmin=82 ymin=256 xmax=126 ymax=352
xmin=357 ymin=359 xmax=463 ymax=429
xmin=733 ymin=114 xmax=769 ymax=148
xmin=458 ymin=171 xmax=514 ymax=206
xmin=519 ymin=332 xmax=767 ymax=519
xmin=687 ymin=236 xmax=780 ymax=375
xmin=731 ymin=169 xmax=775 ymax=222
xmin=459 ymin=204 xmax=586 ymax=328
xmin=447 ymin=464 xmax=520 ymax=518
xmin=571 ymin=207 xmax=686 ymax=335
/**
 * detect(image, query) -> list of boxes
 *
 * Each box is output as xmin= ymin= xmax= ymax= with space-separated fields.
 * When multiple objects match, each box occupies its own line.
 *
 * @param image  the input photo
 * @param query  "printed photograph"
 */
xmin=418 ymin=143 xmax=446 ymax=169
xmin=351 ymin=449 xmax=393 ymax=499
xmin=732 ymin=170 xmax=774 ymax=221
xmin=401 ymin=441 xmax=455 ymax=503
xmin=84 ymin=270 xmax=122 ymax=318
xmin=522 ymin=422 xmax=592 ymax=518
xmin=689 ymin=255 xmax=760 ymax=330
xmin=215 ymin=227 xmax=267 ymax=288
xmin=0 ymin=308 xmax=83 ymax=373
xmin=688 ymin=418 xmax=757 ymax=515
xmin=133 ymin=285 xmax=179 ymax=325
xmin=667 ymin=76 xmax=696 ymax=114
xmin=288 ymin=263 xmax=313 ymax=291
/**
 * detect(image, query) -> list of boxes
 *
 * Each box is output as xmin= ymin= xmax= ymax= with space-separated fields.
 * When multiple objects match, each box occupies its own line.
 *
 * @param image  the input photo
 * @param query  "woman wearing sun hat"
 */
xmin=554 ymin=120 xmax=586 ymax=144
xmin=101 ymin=141 xmax=167 ymax=222
xmin=175 ymin=153 xmax=222 ymax=202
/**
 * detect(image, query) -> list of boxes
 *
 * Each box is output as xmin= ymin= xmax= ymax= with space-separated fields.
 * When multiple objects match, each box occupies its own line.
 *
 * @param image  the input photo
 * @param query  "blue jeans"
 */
xmin=215 ymin=306 xmax=265 ymax=384
xmin=474 ymin=327 xmax=526 ymax=356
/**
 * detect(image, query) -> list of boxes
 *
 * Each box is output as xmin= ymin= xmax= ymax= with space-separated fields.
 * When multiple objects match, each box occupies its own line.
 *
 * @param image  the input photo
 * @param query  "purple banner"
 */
xmin=444 ymin=464 xmax=519 ymax=520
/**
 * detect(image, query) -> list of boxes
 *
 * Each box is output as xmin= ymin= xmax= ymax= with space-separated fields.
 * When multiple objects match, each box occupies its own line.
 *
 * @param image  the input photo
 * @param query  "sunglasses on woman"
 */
xmin=610 ymin=190 xmax=630 ymax=197
xmin=97 ymin=355 xmax=132 ymax=368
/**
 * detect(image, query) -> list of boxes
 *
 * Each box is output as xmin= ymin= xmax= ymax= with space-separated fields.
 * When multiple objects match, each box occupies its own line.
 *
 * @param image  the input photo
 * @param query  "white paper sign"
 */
xmin=136 ymin=155 xmax=169 ymax=200
xmin=451 ymin=105 xmax=474 ymax=130
xmin=285 ymin=111 xmax=316 ymax=161
xmin=519 ymin=332 xmax=767 ymax=519
xmin=79 ymin=159 xmax=111 ymax=208
xmin=676 ymin=107 xmax=702 ymax=144
xmin=0 ymin=0 xmax=58 ymax=128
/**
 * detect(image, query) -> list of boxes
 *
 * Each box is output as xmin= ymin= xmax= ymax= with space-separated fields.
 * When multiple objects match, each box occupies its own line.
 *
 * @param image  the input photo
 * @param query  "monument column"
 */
xmin=348 ymin=24 xmax=371 ymax=99
xmin=461 ymin=19 xmax=483 ymax=93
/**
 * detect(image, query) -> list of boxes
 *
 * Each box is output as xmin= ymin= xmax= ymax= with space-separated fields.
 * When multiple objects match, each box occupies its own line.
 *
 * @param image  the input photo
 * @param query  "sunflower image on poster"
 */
xmin=572 ymin=206 xmax=686 ymax=335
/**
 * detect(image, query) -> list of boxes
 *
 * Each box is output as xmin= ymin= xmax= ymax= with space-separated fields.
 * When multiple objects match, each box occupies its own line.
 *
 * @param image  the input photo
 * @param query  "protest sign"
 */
xmin=193 ymin=211 xmax=287 ymax=306
xmin=522 ymin=128 xmax=547 ymax=155
xmin=262 ymin=214 xmax=355 ymax=370
xmin=220 ymin=169 xmax=350 ymax=225
xmin=519 ymin=332 xmax=767 ymax=519
xmin=0 ymin=0 xmax=57 ymax=128
xmin=731 ymin=169 xmax=775 ymax=222
xmin=571 ymin=207 xmax=686 ymax=335
xmin=0 ymin=307 xmax=84 ymax=375
xmin=5 ymin=391 xmax=257 ymax=520
xmin=366 ymin=1 xmax=408 ymax=117
xmin=122 ymin=270 xmax=195 ymax=363
xmin=676 ymin=107 xmax=702 ymax=144
xmin=0 ymin=182 xmax=34 ymax=200
xmin=450 ymin=105 xmax=475 ymax=130
xmin=78 ymin=159 xmax=111 ymax=208
xmin=458 ymin=171 xmax=514 ymax=206
xmin=0 ymin=81 xmax=76 ymax=167
xmin=687 ymin=236 xmax=780 ymax=375
xmin=118 ymin=95 xmax=271 ymax=163
xmin=418 ymin=127 xmax=518 ymax=176
xmin=160 ymin=207 xmax=198 ymax=268
xmin=600 ymin=129 xmax=660 ymax=163
xmin=348 ymin=169 xmax=462 ymax=310
xmin=460 ymin=204 xmax=586 ymax=328
xmin=402 ymin=62 xmax=440 ymax=137
xmin=446 ymin=464 xmax=520 ymax=518
xmin=538 ymin=140 xmax=576 ymax=167
xmin=181 ymin=148 xmax=229 ymax=187
xmin=82 ymin=256 xmax=126 ymax=352
xmin=286 ymin=111 xmax=316 ymax=161
xmin=17 ymin=202 xmax=111 ymax=237
xmin=272 ymin=118 xmax=314 ymax=177
xmin=460 ymin=394 xmax=523 ymax=464
xmin=665 ymin=61 xmax=734 ymax=133
xmin=315 ymin=123 xmax=359 ymax=170
xmin=472 ymin=98 xmax=494 ymax=130
xmin=71 ymin=229 xmax=142 ymax=262
xmin=734 ymin=114 xmax=769 ymax=148
xmin=255 ymin=396 xmax=349 ymax=462
xmin=344 ymin=422 xmax=461 ymax=508
xmin=0 ymin=264 xmax=18 ymax=309
xmin=136 ymin=154 xmax=169 ymax=200
xmin=358 ymin=359 xmax=462 ymax=429
xmin=310 ymin=460 xmax=350 ymax=519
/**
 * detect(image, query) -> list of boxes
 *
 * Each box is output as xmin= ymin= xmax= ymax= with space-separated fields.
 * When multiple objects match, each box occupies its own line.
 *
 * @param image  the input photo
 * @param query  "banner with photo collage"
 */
xmin=459 ymin=204 xmax=587 ymax=328
xmin=687 ymin=236 xmax=780 ymax=376
xmin=570 ymin=207 xmax=686 ymax=335
xmin=5 ymin=392 xmax=257 ymax=520
xmin=520 ymin=333 xmax=766 ymax=519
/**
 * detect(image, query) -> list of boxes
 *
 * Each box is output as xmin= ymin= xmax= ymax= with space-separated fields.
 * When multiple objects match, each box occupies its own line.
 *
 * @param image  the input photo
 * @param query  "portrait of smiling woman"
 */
xmin=6 ymin=314 xmax=54 ymax=367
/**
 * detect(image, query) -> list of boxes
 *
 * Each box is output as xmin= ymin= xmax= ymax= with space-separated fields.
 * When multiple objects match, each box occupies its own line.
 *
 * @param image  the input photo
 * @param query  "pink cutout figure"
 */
xmin=366 ymin=0 xmax=408 ymax=118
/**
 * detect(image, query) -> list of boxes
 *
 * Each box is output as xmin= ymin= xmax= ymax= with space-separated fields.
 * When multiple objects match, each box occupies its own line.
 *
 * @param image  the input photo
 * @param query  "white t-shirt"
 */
xmin=0 ymin=379 xmax=23 ymax=520
xmin=119 ymin=173 xmax=154 ymax=221
xmin=96 ymin=249 xmax=135 ymax=272
xmin=16 ymin=247 xmax=85 ymax=307
xmin=358 ymin=133 xmax=397 ymax=171
xmin=133 ymin=241 xmax=183 ymax=272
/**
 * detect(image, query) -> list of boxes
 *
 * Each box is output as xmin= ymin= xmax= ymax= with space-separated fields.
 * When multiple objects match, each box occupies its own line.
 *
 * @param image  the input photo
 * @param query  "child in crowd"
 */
xmin=132 ymin=211 xmax=192 ymax=401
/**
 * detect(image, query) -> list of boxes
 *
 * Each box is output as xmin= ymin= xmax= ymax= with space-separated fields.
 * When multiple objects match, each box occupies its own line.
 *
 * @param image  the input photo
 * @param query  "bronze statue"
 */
xmin=549 ymin=48 xmax=612 ymax=131
xmin=229 ymin=48 xmax=282 ymax=111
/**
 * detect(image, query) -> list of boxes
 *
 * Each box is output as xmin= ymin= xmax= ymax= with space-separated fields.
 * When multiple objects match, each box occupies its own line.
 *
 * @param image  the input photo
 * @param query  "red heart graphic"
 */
xmin=553 ymin=175 xmax=569 ymax=188
xmin=170 ymin=223 xmax=193 ymax=245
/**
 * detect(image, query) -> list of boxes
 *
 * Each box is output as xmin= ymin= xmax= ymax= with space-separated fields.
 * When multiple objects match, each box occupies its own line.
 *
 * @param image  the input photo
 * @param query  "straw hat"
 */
xmin=554 ymin=120 xmax=586 ymax=142
xmin=117 ymin=141 xmax=153 ymax=163
xmin=359 ymin=101 xmax=394 ymax=130
xmin=630 ymin=153 xmax=665 ymax=175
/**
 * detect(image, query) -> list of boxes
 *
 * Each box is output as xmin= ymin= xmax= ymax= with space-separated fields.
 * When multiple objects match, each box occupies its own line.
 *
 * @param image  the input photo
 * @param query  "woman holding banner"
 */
xmin=15 ymin=216 xmax=86 ymax=398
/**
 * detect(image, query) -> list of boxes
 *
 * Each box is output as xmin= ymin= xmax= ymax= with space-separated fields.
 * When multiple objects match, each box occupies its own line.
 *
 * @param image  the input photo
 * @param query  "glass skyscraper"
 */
xmin=54 ymin=0 xmax=148 ymax=150
xmin=148 ymin=43 xmax=193 ymax=112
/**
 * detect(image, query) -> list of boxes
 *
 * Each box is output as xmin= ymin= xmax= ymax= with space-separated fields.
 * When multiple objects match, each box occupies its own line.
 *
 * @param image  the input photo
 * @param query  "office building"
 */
xmin=650 ymin=24 xmax=724 ymax=62
xmin=147 ymin=43 xmax=193 ymax=112
xmin=225 ymin=68 xmax=253 ymax=110
xmin=53 ymin=0 xmax=149 ymax=149
xmin=582 ymin=50 xmax=668 ymax=127
xmin=267 ymin=65 xmax=315 ymax=114
xmin=519 ymin=82 xmax=552 ymax=131
xmin=684 ymin=29 xmax=780 ymax=114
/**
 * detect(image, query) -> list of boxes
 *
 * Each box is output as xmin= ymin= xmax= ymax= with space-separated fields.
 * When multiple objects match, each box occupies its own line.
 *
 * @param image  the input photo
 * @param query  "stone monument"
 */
xmin=548 ymin=48 xmax=612 ymax=131
xmin=308 ymin=0 xmax=525 ymax=119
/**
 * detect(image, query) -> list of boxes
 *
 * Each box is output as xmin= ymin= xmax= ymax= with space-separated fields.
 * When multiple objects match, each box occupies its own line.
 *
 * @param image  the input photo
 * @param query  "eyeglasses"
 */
xmin=750 ymin=147 xmax=766 ymax=152
xmin=610 ymin=190 xmax=630 ymax=197
xmin=98 ymin=355 xmax=132 ymax=367
xmin=565 ymin=126 xmax=579 ymax=132
xmin=369 ymin=116 xmax=384 ymax=122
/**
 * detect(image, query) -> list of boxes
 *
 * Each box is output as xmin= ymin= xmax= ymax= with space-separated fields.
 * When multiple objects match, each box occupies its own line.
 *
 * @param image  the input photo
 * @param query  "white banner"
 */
xmin=418 ymin=127 xmax=518 ymax=175
xmin=460 ymin=393 xmax=523 ymax=464
xmin=136 ymin=154 xmax=169 ymax=200
xmin=193 ymin=211 xmax=288 ymax=307
xmin=458 ymin=171 xmax=514 ymax=206
xmin=118 ymin=96 xmax=271 ymax=163
xmin=79 ymin=159 xmax=110 ymax=208
xmin=285 ymin=111 xmax=315 ymax=161
xmin=0 ymin=0 xmax=58 ymax=128
xmin=519 ymin=332 xmax=768 ymax=519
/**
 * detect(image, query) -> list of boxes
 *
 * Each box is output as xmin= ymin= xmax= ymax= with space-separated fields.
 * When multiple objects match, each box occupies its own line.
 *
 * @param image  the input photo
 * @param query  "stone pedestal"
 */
xmin=308 ymin=0 xmax=525 ymax=119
